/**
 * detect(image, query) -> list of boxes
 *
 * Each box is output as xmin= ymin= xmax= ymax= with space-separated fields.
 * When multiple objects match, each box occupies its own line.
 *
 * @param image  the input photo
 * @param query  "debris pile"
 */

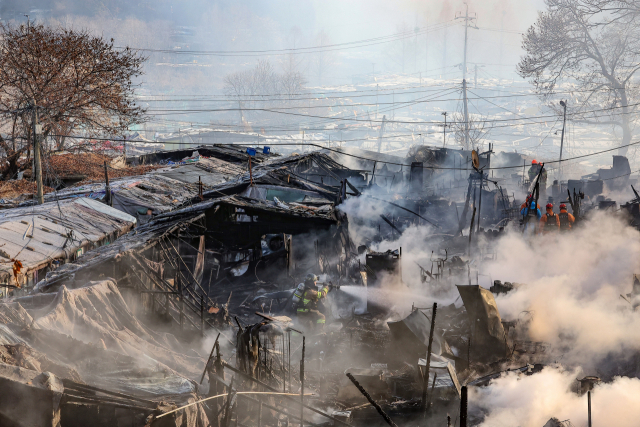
xmin=0 ymin=179 xmax=54 ymax=201
xmin=0 ymin=144 xmax=637 ymax=426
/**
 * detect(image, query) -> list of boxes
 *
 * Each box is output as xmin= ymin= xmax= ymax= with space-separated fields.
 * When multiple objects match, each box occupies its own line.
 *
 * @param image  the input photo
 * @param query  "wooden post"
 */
xmin=300 ymin=336 xmax=305 ymax=427
xmin=460 ymin=386 xmax=468 ymax=427
xmin=222 ymin=377 xmax=235 ymax=427
xmin=201 ymin=294 xmax=205 ymax=337
xmin=422 ymin=303 xmax=438 ymax=413
xmin=346 ymin=373 xmax=398 ymax=427
xmin=103 ymin=161 xmax=111 ymax=206
xmin=428 ymin=373 xmax=437 ymax=411
xmin=282 ymin=334 xmax=286 ymax=393
xmin=288 ymin=329 xmax=291 ymax=393
xmin=200 ymin=332 xmax=220 ymax=384
xmin=588 ymin=390 xmax=592 ymax=427
xmin=468 ymin=207 xmax=476 ymax=258
xmin=477 ymin=173 xmax=483 ymax=232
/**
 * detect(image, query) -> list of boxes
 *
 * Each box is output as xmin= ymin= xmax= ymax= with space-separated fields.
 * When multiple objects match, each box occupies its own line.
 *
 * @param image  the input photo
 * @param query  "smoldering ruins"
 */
xmin=5 ymin=0 xmax=640 ymax=426
xmin=2 ymin=143 xmax=640 ymax=427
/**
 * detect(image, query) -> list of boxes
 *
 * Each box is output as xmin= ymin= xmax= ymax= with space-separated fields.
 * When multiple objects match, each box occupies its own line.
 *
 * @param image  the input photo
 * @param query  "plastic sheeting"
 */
xmin=2 ymin=280 xmax=204 ymax=396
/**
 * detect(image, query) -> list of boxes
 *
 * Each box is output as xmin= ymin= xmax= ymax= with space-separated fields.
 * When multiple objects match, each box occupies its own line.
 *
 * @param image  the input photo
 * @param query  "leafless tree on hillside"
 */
xmin=518 ymin=0 xmax=640 ymax=155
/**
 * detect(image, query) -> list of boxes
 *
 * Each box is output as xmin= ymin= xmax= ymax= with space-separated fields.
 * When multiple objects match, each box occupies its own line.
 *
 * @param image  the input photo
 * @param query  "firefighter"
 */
xmin=521 ymin=198 xmax=542 ymax=236
xmin=292 ymin=273 xmax=330 ymax=332
xmin=558 ymin=203 xmax=575 ymax=231
xmin=528 ymin=160 xmax=540 ymax=183
xmin=539 ymin=203 xmax=560 ymax=234
xmin=520 ymin=194 xmax=533 ymax=210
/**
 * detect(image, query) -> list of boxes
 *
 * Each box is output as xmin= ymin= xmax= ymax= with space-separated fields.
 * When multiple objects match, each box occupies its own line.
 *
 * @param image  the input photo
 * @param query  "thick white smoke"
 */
xmin=483 ymin=211 xmax=640 ymax=369
xmin=472 ymin=367 xmax=640 ymax=427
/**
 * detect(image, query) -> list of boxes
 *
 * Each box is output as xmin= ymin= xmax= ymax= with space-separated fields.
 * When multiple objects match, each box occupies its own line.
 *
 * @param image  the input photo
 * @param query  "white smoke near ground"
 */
xmin=483 ymin=211 xmax=640 ymax=370
xmin=342 ymin=192 xmax=640 ymax=425
xmin=472 ymin=367 xmax=640 ymax=427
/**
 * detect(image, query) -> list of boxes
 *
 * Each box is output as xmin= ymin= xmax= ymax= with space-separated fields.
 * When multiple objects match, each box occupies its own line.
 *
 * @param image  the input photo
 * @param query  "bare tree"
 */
xmin=0 ymin=23 xmax=146 ymax=180
xmin=517 ymin=0 xmax=640 ymax=154
xmin=283 ymin=26 xmax=305 ymax=76
xmin=223 ymin=59 xmax=307 ymax=126
xmin=384 ymin=22 xmax=419 ymax=74
xmin=279 ymin=71 xmax=307 ymax=100
xmin=450 ymin=111 xmax=491 ymax=151
xmin=311 ymin=30 xmax=337 ymax=86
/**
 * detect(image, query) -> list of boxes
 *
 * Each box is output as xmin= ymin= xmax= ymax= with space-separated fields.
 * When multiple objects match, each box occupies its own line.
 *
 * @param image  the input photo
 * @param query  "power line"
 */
xmin=122 ymin=21 xmax=457 ymax=57
xmin=137 ymin=91 xmax=559 ymax=104
xmin=46 ymin=133 xmax=640 ymax=171
xmin=142 ymin=99 xmax=640 ymax=126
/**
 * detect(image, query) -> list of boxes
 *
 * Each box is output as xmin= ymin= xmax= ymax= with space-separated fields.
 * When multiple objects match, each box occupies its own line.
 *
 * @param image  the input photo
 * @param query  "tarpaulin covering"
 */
xmin=456 ymin=285 xmax=510 ymax=361
xmin=1 ymin=280 xmax=205 ymax=396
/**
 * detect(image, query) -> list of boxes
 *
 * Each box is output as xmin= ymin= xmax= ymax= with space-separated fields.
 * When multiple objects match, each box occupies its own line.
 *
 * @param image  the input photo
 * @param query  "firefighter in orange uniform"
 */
xmin=558 ymin=203 xmax=575 ymax=231
xmin=539 ymin=203 xmax=560 ymax=234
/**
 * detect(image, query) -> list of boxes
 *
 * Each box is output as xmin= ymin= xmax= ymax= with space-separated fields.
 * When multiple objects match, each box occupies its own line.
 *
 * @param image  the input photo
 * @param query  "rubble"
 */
xmin=0 ymin=142 xmax=638 ymax=427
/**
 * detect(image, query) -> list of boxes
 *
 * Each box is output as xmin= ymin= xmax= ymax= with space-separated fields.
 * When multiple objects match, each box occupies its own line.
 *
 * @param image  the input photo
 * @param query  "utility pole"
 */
xmin=414 ymin=24 xmax=419 ymax=73
xmin=377 ymin=115 xmax=387 ymax=153
xmin=376 ymin=84 xmax=379 ymax=120
xmin=441 ymin=112 xmax=448 ymax=147
xmin=463 ymin=79 xmax=470 ymax=149
xmin=392 ymin=91 xmax=395 ymax=121
xmin=32 ymin=100 xmax=43 ymax=205
xmin=425 ymin=17 xmax=429 ymax=79
xmin=456 ymin=3 xmax=478 ymax=149
xmin=559 ymin=100 xmax=567 ymax=180
xmin=499 ymin=11 xmax=506 ymax=85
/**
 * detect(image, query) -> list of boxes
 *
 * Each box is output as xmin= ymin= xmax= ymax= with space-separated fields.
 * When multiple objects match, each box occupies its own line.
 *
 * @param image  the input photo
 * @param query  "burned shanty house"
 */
xmin=0 ymin=140 xmax=634 ymax=427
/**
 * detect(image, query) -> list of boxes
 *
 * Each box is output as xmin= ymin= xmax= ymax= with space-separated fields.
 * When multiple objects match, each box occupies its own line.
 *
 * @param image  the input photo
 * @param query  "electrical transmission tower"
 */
xmin=455 ymin=3 xmax=478 ymax=149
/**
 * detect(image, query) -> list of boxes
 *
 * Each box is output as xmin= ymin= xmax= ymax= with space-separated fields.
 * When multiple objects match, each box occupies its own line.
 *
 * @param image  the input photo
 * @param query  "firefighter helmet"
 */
xmin=304 ymin=274 xmax=318 ymax=285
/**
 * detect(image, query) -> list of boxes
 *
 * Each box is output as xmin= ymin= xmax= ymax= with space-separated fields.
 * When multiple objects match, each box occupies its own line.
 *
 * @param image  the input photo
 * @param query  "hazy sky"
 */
xmin=3 ymin=0 xmax=549 ymax=85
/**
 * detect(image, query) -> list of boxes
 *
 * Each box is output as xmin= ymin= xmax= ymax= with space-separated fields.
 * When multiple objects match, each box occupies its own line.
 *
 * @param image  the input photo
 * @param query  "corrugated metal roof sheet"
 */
xmin=0 ymin=198 xmax=136 ymax=285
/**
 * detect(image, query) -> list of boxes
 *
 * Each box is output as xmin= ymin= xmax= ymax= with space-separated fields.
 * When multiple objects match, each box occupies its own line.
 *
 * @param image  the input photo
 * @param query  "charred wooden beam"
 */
xmin=346 ymin=373 xmax=398 ymax=427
